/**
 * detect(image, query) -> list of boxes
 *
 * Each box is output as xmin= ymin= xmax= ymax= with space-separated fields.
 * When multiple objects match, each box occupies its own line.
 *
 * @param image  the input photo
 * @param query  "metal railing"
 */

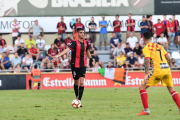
xmin=0 ymin=67 xmax=180 ymax=73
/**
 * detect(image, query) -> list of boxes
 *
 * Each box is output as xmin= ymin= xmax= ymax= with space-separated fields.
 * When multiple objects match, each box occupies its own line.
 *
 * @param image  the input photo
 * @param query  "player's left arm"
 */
xmin=143 ymin=47 xmax=150 ymax=84
xmin=165 ymin=54 xmax=171 ymax=69
xmin=86 ymin=50 xmax=91 ymax=59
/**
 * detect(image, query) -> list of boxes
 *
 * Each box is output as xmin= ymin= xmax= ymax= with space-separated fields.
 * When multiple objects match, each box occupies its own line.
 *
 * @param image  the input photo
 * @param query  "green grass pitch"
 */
xmin=0 ymin=87 xmax=180 ymax=120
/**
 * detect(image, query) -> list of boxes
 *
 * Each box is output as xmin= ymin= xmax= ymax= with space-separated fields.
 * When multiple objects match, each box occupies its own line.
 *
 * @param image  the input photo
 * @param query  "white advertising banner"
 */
xmin=0 ymin=15 xmax=179 ymax=33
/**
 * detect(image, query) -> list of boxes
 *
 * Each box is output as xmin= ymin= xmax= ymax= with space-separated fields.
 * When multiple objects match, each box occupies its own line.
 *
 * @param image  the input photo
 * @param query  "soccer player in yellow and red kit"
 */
xmin=137 ymin=32 xmax=180 ymax=115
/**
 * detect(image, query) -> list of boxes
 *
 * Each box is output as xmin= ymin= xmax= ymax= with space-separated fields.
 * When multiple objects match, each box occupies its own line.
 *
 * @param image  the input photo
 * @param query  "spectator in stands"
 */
xmin=133 ymin=42 xmax=143 ymax=56
xmin=157 ymin=32 xmax=169 ymax=51
xmin=28 ymin=20 xmax=44 ymax=40
xmin=11 ymin=19 xmax=20 ymax=46
xmin=88 ymin=17 xmax=97 ymax=47
xmin=124 ymin=43 xmax=132 ymax=56
xmin=36 ymin=34 xmax=45 ymax=51
xmin=63 ymin=61 xmax=71 ymax=70
xmin=48 ymin=44 xmax=59 ymax=67
xmin=73 ymin=18 xmax=85 ymax=40
xmin=172 ymin=58 xmax=179 ymax=70
xmin=116 ymin=52 xmax=126 ymax=68
xmin=162 ymin=14 xmax=169 ymax=38
xmin=138 ymin=53 xmax=144 ymax=68
xmin=14 ymin=64 xmax=22 ymax=73
xmin=65 ymin=34 xmax=72 ymax=47
xmin=54 ymin=34 xmax=63 ymax=48
xmin=99 ymin=15 xmax=108 ymax=50
xmin=167 ymin=18 xmax=175 ymax=46
xmin=0 ymin=52 xmax=10 ymax=70
xmin=92 ymin=62 xmax=101 ymax=72
xmin=106 ymin=61 xmax=114 ymax=68
xmin=92 ymin=50 xmax=104 ymax=68
xmin=28 ymin=44 xmax=40 ymax=61
xmin=178 ymin=33 xmax=180 ymax=46
xmin=125 ymin=52 xmax=137 ymax=68
xmin=126 ymin=32 xmax=138 ymax=48
xmin=85 ymin=34 xmax=92 ymax=48
xmin=140 ymin=16 xmax=148 ymax=38
xmin=60 ymin=54 xmax=69 ymax=68
xmin=22 ymin=53 xmax=33 ymax=71
xmin=15 ymin=34 xmax=24 ymax=50
xmin=153 ymin=19 xmax=165 ymax=38
xmin=113 ymin=42 xmax=125 ymax=66
xmin=113 ymin=14 xmax=122 ymax=40
xmin=17 ymin=43 xmax=28 ymax=58
xmin=110 ymin=32 xmax=122 ymax=54
xmin=172 ymin=15 xmax=179 ymax=48
xmin=41 ymin=55 xmax=50 ymax=69
xmin=139 ymin=38 xmax=145 ymax=48
xmin=147 ymin=15 xmax=153 ymax=36
xmin=0 ymin=34 xmax=10 ymax=55
xmin=56 ymin=16 xmax=67 ymax=41
xmin=11 ymin=52 xmax=21 ymax=70
xmin=151 ymin=33 xmax=158 ymax=43
xmin=26 ymin=35 xmax=36 ymax=49
xmin=126 ymin=13 xmax=136 ymax=39
xmin=44 ymin=63 xmax=53 ymax=72
xmin=59 ymin=42 xmax=66 ymax=53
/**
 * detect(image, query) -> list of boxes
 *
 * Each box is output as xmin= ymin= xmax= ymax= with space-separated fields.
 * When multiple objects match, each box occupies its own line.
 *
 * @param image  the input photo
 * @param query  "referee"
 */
xmin=54 ymin=28 xmax=91 ymax=107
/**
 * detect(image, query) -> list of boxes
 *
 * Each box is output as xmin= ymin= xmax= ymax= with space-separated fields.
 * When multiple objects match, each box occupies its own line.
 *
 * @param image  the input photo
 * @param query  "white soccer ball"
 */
xmin=72 ymin=99 xmax=81 ymax=108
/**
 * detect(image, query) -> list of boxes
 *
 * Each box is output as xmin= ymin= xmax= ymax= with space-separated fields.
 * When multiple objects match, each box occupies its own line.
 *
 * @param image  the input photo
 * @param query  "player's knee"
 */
xmin=139 ymin=84 xmax=145 ymax=91
xmin=79 ymin=81 xmax=84 ymax=86
xmin=74 ymin=80 xmax=79 ymax=86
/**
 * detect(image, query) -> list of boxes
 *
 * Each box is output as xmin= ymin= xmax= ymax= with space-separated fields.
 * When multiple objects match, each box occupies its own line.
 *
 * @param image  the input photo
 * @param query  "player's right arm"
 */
xmin=54 ymin=48 xmax=70 ymax=58
xmin=163 ymin=47 xmax=171 ymax=69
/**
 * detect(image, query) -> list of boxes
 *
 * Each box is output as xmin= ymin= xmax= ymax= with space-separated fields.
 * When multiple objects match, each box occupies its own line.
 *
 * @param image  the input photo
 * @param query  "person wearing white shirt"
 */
xmin=151 ymin=33 xmax=158 ymax=43
xmin=126 ymin=32 xmax=138 ymax=48
xmin=11 ymin=19 xmax=20 ymax=46
xmin=157 ymin=32 xmax=169 ymax=51
xmin=15 ymin=35 xmax=24 ymax=50
xmin=36 ymin=34 xmax=45 ymax=51
xmin=22 ymin=54 xmax=33 ymax=72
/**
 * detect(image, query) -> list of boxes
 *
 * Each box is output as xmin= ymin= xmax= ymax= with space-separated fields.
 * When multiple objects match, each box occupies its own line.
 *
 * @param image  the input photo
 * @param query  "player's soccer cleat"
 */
xmin=79 ymin=100 xmax=82 ymax=107
xmin=137 ymin=110 xmax=150 ymax=116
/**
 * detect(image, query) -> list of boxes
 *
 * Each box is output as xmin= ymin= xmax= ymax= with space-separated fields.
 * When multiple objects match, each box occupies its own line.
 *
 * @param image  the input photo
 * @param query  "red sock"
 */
xmin=171 ymin=91 xmax=180 ymax=109
xmin=140 ymin=90 xmax=149 ymax=109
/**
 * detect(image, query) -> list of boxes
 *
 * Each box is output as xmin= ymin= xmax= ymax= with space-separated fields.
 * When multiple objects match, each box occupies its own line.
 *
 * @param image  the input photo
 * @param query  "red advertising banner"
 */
xmin=26 ymin=71 xmax=180 ymax=90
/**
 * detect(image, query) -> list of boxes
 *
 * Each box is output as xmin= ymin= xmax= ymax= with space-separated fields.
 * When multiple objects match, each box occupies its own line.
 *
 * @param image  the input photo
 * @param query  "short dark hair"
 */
xmin=172 ymin=14 xmax=175 ymax=16
xmin=163 ymin=14 xmax=166 ymax=16
xmin=169 ymin=18 xmax=172 ymax=20
xmin=77 ymin=28 xmax=84 ymax=32
xmin=178 ymin=33 xmax=180 ymax=36
xmin=115 ymin=14 xmax=119 ymax=17
xmin=61 ymin=16 xmax=63 ymax=17
xmin=128 ymin=13 xmax=131 ymax=15
xmin=34 ymin=64 xmax=38 ymax=69
xmin=160 ymin=32 xmax=164 ymax=34
xmin=2 ymin=52 xmax=6 ymax=54
xmin=158 ymin=19 xmax=160 ymax=21
xmin=58 ymin=33 xmax=61 ymax=36
xmin=91 ymin=17 xmax=94 ymax=18
xmin=136 ymin=42 xmax=139 ymax=44
xmin=39 ymin=34 xmax=42 ymax=36
xmin=126 ymin=42 xmax=129 ymax=45
xmin=143 ymin=32 xmax=151 ymax=41
xmin=146 ymin=15 xmax=150 ymax=18
xmin=142 ymin=16 xmax=145 ymax=18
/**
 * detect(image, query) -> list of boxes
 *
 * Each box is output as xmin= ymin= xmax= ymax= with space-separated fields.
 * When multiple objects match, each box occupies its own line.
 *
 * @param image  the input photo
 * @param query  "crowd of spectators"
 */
xmin=0 ymin=14 xmax=180 ymax=73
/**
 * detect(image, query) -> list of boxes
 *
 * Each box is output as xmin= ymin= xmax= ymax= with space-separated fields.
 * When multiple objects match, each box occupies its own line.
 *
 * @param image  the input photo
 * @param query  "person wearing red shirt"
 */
xmin=28 ymin=44 xmax=40 ymax=61
xmin=73 ymin=18 xmax=85 ymax=40
xmin=59 ymin=42 xmax=67 ymax=53
xmin=56 ymin=16 xmax=67 ymax=41
xmin=126 ymin=13 xmax=136 ymax=39
xmin=161 ymin=14 xmax=169 ymax=38
xmin=113 ymin=14 xmax=122 ymax=40
xmin=65 ymin=34 xmax=72 ymax=47
xmin=167 ymin=18 xmax=175 ymax=46
xmin=153 ymin=19 xmax=165 ymax=38
xmin=172 ymin=15 xmax=180 ymax=48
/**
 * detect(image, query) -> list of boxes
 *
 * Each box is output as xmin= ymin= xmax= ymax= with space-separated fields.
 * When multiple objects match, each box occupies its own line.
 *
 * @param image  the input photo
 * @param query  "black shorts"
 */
xmin=164 ymin=31 xmax=169 ymax=38
xmin=71 ymin=66 xmax=86 ymax=80
xmin=12 ymin=37 xmax=17 ymax=44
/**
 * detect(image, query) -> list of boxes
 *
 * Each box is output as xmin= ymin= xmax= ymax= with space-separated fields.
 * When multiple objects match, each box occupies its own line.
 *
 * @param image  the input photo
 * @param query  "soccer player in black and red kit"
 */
xmin=54 ymin=28 xmax=91 ymax=107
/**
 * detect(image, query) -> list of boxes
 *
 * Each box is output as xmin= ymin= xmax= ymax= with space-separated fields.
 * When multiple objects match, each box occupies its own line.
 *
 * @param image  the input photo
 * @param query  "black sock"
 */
xmin=79 ymin=86 xmax=84 ymax=101
xmin=74 ymin=84 xmax=78 ymax=98
xmin=29 ymin=79 xmax=32 ymax=89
